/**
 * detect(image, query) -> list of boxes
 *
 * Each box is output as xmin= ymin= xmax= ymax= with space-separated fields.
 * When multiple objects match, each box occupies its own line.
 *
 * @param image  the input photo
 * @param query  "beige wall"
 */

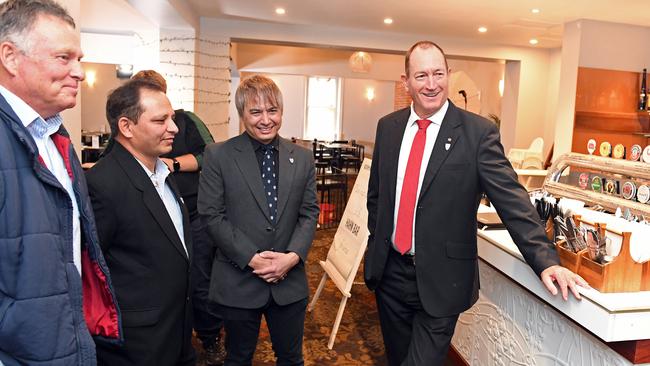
xmin=544 ymin=48 xmax=562 ymax=156
xmin=237 ymin=43 xmax=403 ymax=82
xmin=341 ymin=78 xmax=395 ymax=142
xmin=447 ymin=59 xmax=503 ymax=121
xmin=204 ymin=18 xmax=555 ymax=153
xmin=578 ymin=20 xmax=650 ymax=72
xmin=80 ymin=0 xmax=154 ymax=33
xmin=511 ymin=49 xmax=554 ymax=155
xmin=554 ymin=19 xmax=650 ymax=157
xmin=554 ymin=21 xmax=582 ymax=157
xmin=234 ymin=43 xmax=505 ymax=144
xmin=500 ymin=61 xmax=520 ymax=153
xmin=80 ymin=63 xmax=125 ymax=133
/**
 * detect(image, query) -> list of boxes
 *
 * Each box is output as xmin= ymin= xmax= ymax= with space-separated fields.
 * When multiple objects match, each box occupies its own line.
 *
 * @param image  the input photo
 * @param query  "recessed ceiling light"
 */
xmin=531 ymin=8 xmax=540 ymax=14
xmin=384 ymin=18 xmax=393 ymax=25
xmin=275 ymin=7 xmax=286 ymax=15
xmin=529 ymin=38 xmax=539 ymax=45
xmin=478 ymin=26 xmax=487 ymax=33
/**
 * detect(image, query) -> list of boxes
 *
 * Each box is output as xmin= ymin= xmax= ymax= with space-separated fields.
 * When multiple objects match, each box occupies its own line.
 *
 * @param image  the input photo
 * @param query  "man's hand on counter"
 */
xmin=541 ymin=265 xmax=590 ymax=301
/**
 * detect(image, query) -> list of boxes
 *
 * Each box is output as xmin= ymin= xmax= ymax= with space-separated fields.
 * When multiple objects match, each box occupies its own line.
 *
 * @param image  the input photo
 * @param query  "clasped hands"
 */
xmin=248 ymin=251 xmax=300 ymax=284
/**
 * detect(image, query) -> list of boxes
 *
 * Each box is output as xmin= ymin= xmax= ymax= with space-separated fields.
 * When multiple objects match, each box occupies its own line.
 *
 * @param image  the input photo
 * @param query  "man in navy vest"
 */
xmin=0 ymin=1 xmax=122 ymax=364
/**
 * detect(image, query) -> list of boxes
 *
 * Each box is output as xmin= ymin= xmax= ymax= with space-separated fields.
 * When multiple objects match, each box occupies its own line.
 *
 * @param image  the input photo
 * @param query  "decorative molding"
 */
xmin=452 ymin=261 xmax=635 ymax=366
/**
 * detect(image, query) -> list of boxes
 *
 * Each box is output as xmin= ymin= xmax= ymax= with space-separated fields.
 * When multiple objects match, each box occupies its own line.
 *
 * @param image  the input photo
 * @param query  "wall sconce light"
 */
xmin=498 ymin=79 xmax=504 ymax=97
xmin=366 ymin=87 xmax=375 ymax=102
xmin=116 ymin=64 xmax=133 ymax=79
xmin=85 ymin=70 xmax=97 ymax=88
xmin=349 ymin=51 xmax=372 ymax=73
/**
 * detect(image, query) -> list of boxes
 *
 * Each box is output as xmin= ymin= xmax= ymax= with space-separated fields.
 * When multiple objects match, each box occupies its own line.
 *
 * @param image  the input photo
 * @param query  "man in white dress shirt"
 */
xmin=365 ymin=40 xmax=587 ymax=366
xmin=87 ymin=79 xmax=195 ymax=366
xmin=0 ymin=1 xmax=121 ymax=364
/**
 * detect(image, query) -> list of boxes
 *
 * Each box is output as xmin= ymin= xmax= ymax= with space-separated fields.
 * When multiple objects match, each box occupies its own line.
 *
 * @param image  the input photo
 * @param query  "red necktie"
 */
xmin=395 ymin=119 xmax=431 ymax=254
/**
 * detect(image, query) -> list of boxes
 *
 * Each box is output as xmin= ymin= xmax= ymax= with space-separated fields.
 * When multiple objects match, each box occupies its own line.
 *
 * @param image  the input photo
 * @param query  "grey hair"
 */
xmin=235 ymin=75 xmax=283 ymax=117
xmin=0 ymin=0 xmax=75 ymax=52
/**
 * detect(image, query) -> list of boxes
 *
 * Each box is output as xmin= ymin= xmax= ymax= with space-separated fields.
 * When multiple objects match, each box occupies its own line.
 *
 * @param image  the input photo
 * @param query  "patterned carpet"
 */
xmin=193 ymin=171 xmax=458 ymax=365
xmin=194 ymin=228 xmax=389 ymax=366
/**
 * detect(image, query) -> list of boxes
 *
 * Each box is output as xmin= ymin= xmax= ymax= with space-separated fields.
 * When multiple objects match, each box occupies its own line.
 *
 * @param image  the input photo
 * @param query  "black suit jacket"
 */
xmin=365 ymin=102 xmax=559 ymax=317
xmin=198 ymin=134 xmax=319 ymax=309
xmin=87 ymin=142 xmax=194 ymax=366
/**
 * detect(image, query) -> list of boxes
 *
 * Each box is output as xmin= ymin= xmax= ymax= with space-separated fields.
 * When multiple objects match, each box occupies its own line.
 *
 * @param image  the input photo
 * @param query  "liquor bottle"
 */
xmin=640 ymin=68 xmax=647 ymax=111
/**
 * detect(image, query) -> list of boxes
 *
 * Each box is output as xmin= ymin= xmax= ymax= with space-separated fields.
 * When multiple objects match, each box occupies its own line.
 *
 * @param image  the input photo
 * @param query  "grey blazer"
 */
xmin=198 ymin=134 xmax=319 ymax=309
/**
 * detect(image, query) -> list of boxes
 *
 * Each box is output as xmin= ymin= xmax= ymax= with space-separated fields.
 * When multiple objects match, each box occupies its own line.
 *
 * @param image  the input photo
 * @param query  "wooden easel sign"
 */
xmin=308 ymin=158 xmax=372 ymax=349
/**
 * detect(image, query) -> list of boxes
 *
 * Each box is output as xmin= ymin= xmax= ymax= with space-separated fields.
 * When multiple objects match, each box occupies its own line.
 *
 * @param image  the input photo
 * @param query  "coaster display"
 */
xmin=603 ymin=179 xmax=619 ymax=195
xmin=587 ymin=139 xmax=596 ymax=155
xmin=629 ymin=144 xmax=642 ymax=161
xmin=578 ymin=173 xmax=589 ymax=190
xmin=621 ymin=181 xmax=636 ymax=200
xmin=591 ymin=176 xmax=602 ymax=193
xmin=612 ymin=144 xmax=625 ymax=159
xmin=643 ymin=145 xmax=650 ymax=163
xmin=637 ymin=184 xmax=650 ymax=203
xmin=599 ymin=142 xmax=612 ymax=157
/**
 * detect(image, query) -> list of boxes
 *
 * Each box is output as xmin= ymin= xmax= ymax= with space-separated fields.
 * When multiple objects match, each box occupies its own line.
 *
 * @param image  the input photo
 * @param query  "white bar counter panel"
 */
xmin=450 ymin=222 xmax=650 ymax=365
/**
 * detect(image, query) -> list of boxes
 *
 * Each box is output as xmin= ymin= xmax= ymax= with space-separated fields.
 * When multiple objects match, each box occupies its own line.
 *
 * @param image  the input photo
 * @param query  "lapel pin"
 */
xmin=289 ymin=157 xmax=294 ymax=164
xmin=445 ymin=138 xmax=452 ymax=151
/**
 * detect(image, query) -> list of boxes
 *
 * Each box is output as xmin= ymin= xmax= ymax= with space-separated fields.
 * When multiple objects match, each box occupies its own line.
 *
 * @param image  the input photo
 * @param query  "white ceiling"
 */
xmin=184 ymin=0 xmax=650 ymax=48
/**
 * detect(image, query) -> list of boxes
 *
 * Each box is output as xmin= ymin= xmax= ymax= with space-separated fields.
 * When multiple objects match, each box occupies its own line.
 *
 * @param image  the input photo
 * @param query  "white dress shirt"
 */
xmin=0 ymin=85 xmax=82 ymax=274
xmin=391 ymin=101 xmax=449 ymax=255
xmin=136 ymin=158 xmax=188 ymax=256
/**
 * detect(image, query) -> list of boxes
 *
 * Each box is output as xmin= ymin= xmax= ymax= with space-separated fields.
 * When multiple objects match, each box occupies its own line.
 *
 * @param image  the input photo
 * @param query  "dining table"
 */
xmin=320 ymin=142 xmax=357 ymax=169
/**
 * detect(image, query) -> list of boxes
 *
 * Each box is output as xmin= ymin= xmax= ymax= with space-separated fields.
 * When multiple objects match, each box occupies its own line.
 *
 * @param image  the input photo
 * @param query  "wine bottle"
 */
xmin=640 ymin=68 xmax=647 ymax=111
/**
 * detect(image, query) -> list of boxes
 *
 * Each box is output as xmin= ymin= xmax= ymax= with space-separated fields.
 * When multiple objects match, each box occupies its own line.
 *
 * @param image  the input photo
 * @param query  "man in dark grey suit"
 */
xmin=198 ymin=75 xmax=319 ymax=366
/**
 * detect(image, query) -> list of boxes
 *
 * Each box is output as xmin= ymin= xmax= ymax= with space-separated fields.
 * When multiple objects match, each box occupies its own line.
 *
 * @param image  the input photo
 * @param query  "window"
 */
xmin=304 ymin=76 xmax=341 ymax=141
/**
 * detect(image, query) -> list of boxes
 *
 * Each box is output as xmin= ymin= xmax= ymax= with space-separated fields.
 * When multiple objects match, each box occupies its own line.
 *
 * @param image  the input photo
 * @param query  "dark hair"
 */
xmin=235 ymin=75 xmax=283 ymax=117
xmin=132 ymin=69 xmax=167 ymax=93
xmin=0 ymin=0 xmax=75 ymax=51
xmin=105 ymin=79 xmax=165 ymax=138
xmin=404 ymin=41 xmax=448 ymax=76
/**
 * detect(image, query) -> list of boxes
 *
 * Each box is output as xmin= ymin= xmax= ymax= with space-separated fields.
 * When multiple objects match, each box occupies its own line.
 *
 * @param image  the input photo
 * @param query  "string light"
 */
xmin=143 ymin=34 xmax=233 ymax=133
xmin=206 ymin=119 xmax=230 ymax=126
xmin=182 ymin=100 xmax=230 ymax=105
xmin=167 ymin=87 xmax=230 ymax=96
xmin=160 ymin=61 xmax=230 ymax=71
xmin=160 ymin=37 xmax=230 ymax=46
xmin=163 ymin=72 xmax=231 ymax=82
xmin=134 ymin=35 xmax=231 ymax=47
xmin=160 ymin=49 xmax=231 ymax=59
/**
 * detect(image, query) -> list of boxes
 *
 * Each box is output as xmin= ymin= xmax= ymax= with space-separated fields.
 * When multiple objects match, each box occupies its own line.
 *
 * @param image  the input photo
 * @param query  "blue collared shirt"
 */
xmin=0 ymin=84 xmax=82 ymax=274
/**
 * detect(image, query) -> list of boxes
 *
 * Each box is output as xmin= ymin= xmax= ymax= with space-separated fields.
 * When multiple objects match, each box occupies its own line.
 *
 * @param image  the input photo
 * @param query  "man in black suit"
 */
xmin=365 ymin=40 xmax=588 ymax=366
xmin=131 ymin=70 xmax=225 ymax=365
xmin=87 ymin=79 xmax=195 ymax=366
xmin=198 ymin=75 xmax=319 ymax=366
